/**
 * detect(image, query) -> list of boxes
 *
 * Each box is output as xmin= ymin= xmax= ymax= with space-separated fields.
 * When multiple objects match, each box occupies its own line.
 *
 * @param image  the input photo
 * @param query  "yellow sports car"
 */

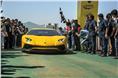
xmin=22 ymin=28 xmax=67 ymax=53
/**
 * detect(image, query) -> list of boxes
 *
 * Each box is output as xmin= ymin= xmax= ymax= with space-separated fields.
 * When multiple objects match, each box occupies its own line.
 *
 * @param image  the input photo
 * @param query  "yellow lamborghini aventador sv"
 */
xmin=21 ymin=28 xmax=67 ymax=53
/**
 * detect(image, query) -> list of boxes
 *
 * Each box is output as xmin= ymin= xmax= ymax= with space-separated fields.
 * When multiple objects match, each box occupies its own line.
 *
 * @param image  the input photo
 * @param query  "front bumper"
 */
xmin=22 ymin=44 xmax=66 ymax=52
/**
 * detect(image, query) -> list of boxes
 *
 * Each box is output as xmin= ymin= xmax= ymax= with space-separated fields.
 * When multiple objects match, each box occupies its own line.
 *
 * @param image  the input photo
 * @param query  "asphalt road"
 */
xmin=1 ymin=50 xmax=118 ymax=78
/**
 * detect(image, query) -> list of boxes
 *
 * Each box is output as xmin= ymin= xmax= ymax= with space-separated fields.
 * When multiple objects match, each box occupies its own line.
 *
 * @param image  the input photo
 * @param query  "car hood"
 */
xmin=22 ymin=35 xmax=66 ymax=46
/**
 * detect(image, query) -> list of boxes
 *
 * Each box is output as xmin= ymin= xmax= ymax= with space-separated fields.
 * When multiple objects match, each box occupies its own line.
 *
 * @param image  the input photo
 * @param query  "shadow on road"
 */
xmin=27 ymin=51 xmax=77 ymax=55
xmin=1 ymin=65 xmax=45 ymax=78
xmin=2 ymin=52 xmax=29 ymax=58
xmin=1 ymin=50 xmax=45 ymax=78
xmin=2 ymin=65 xmax=45 ymax=69
xmin=1 ymin=51 xmax=29 ymax=66
xmin=1 ymin=76 xmax=30 ymax=78
xmin=23 ymin=49 xmax=77 ymax=55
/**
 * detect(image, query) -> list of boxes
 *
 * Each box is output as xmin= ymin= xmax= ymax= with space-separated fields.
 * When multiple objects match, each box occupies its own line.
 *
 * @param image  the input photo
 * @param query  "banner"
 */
xmin=77 ymin=1 xmax=98 ymax=28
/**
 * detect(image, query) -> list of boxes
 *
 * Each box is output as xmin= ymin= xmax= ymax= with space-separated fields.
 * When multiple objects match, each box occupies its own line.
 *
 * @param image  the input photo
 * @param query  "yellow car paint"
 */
xmin=21 ymin=28 xmax=67 ymax=52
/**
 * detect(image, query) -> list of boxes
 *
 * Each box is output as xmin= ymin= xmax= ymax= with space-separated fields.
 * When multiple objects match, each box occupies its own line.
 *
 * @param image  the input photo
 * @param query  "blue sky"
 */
xmin=2 ymin=0 xmax=118 ymax=27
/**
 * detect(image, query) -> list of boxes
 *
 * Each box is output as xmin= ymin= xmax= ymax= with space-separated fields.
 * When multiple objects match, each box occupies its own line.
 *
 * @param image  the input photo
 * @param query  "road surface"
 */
xmin=1 ymin=49 xmax=118 ymax=78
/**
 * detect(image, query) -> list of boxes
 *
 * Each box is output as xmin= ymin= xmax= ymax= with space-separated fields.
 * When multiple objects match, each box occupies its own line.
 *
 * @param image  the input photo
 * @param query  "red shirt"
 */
xmin=65 ymin=26 xmax=71 ymax=32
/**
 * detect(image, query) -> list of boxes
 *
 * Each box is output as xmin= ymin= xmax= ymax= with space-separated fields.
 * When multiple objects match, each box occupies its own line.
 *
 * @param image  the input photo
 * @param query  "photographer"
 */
xmin=16 ymin=24 xmax=23 ymax=47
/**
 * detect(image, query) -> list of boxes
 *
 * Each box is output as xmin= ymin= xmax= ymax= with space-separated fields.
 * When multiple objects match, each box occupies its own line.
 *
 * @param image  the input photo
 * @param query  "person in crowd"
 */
xmin=14 ymin=19 xmax=19 ymax=47
xmin=73 ymin=20 xmax=81 ymax=51
xmin=83 ymin=14 xmax=90 ymax=52
xmin=25 ymin=27 xmax=28 ymax=34
xmin=1 ymin=17 xmax=6 ymax=49
xmin=10 ymin=19 xmax=16 ymax=48
xmin=111 ymin=9 xmax=118 ymax=58
xmin=22 ymin=25 xmax=26 ymax=34
xmin=65 ymin=20 xmax=72 ymax=49
xmin=71 ymin=19 xmax=75 ymax=50
xmin=105 ymin=13 xmax=116 ymax=56
xmin=58 ymin=27 xmax=64 ymax=35
xmin=84 ymin=14 xmax=90 ymax=30
xmin=114 ymin=25 xmax=118 ymax=59
xmin=98 ymin=13 xmax=108 ymax=57
xmin=2 ymin=18 xmax=13 ymax=49
xmin=16 ymin=23 xmax=24 ymax=47
xmin=87 ymin=14 xmax=97 ymax=54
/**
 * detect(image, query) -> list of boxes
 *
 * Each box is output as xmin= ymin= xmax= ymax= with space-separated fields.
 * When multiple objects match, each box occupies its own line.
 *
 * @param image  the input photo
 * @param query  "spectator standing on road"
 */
xmin=84 ymin=14 xmax=90 ymax=52
xmin=111 ymin=9 xmax=118 ymax=58
xmin=16 ymin=22 xmax=24 ymax=47
xmin=105 ymin=13 xmax=116 ymax=56
xmin=13 ymin=19 xmax=19 ymax=48
xmin=65 ymin=20 xmax=72 ymax=49
xmin=73 ymin=20 xmax=81 ymax=51
xmin=114 ymin=24 xmax=118 ymax=59
xmin=87 ymin=14 xmax=97 ymax=54
xmin=1 ymin=17 xmax=6 ymax=49
xmin=3 ymin=18 xmax=12 ymax=49
xmin=84 ymin=14 xmax=90 ymax=30
xmin=98 ymin=13 xmax=108 ymax=57
xmin=71 ymin=19 xmax=75 ymax=50
xmin=11 ymin=19 xmax=16 ymax=48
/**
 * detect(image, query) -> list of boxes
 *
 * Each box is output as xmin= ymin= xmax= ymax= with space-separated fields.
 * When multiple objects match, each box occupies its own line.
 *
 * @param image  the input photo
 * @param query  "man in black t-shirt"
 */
xmin=3 ymin=19 xmax=12 ymax=49
xmin=105 ymin=13 xmax=116 ymax=56
xmin=111 ymin=9 xmax=118 ymax=58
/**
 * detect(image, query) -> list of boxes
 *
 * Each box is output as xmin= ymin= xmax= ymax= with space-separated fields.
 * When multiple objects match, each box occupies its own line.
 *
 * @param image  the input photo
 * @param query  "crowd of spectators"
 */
xmin=60 ymin=9 xmax=118 ymax=59
xmin=1 ymin=17 xmax=28 ymax=49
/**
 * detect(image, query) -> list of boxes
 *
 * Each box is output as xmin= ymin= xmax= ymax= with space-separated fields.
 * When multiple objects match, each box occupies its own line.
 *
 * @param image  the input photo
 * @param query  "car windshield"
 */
xmin=27 ymin=29 xmax=61 ymax=36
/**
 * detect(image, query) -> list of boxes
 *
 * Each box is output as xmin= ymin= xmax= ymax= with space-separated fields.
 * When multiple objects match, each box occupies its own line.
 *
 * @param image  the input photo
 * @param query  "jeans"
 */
xmin=99 ymin=35 xmax=108 ymax=55
xmin=74 ymin=34 xmax=81 ymax=51
xmin=91 ymin=36 xmax=96 ymax=53
xmin=89 ymin=32 xmax=96 ymax=53
xmin=110 ymin=36 xmax=116 ymax=55
xmin=71 ymin=34 xmax=75 ymax=50
xmin=115 ymin=36 xmax=118 ymax=56
xmin=103 ymin=37 xmax=108 ymax=55
xmin=68 ymin=35 xmax=72 ymax=49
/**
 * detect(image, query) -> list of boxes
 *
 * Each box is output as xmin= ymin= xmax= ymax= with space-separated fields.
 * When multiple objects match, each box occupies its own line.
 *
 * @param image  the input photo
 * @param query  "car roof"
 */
xmin=31 ymin=28 xmax=55 ymax=31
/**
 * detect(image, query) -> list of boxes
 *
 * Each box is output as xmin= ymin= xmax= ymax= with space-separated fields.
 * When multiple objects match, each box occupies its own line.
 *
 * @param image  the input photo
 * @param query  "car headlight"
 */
xmin=25 ymin=37 xmax=32 ymax=43
xmin=58 ymin=38 xmax=65 ymax=42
